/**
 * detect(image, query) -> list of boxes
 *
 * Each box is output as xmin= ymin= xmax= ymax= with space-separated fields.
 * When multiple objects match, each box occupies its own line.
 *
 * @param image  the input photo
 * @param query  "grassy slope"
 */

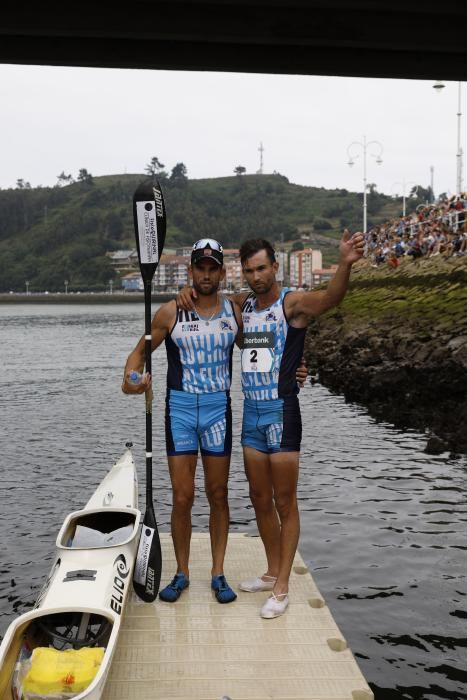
xmin=335 ymin=255 xmax=467 ymax=327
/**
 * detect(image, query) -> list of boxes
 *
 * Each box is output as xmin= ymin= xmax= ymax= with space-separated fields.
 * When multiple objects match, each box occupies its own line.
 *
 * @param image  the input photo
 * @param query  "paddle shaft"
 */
xmin=144 ymin=279 xmax=153 ymax=508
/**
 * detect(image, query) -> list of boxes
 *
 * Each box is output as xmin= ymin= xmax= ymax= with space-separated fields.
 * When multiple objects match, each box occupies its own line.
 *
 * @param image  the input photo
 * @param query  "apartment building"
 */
xmin=106 ymin=249 xmax=139 ymax=271
xmin=289 ymin=248 xmax=323 ymax=288
xmin=153 ymin=255 xmax=190 ymax=290
xmin=311 ymin=265 xmax=338 ymax=287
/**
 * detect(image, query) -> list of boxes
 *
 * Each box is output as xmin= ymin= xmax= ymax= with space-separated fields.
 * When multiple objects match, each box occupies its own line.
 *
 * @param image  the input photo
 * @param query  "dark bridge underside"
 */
xmin=1 ymin=1 xmax=466 ymax=80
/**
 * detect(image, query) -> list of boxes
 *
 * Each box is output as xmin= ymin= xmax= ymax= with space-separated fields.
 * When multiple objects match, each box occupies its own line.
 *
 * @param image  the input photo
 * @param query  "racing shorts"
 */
xmin=165 ymin=389 xmax=232 ymax=457
xmin=241 ymin=395 xmax=302 ymax=454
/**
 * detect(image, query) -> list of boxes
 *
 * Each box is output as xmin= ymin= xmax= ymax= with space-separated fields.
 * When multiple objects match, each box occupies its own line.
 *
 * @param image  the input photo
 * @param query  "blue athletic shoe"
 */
xmin=211 ymin=574 xmax=237 ymax=604
xmin=159 ymin=573 xmax=189 ymax=602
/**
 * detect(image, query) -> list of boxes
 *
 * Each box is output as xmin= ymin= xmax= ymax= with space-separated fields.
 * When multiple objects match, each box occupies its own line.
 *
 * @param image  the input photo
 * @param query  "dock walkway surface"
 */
xmin=104 ymin=533 xmax=373 ymax=700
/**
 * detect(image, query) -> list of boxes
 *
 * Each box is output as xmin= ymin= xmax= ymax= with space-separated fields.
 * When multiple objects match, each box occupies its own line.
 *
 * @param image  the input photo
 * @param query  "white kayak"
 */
xmin=0 ymin=446 xmax=141 ymax=700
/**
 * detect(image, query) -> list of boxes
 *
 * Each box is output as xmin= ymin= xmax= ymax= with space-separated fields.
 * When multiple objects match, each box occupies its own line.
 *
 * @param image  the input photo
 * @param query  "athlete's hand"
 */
xmin=176 ymin=286 xmax=197 ymax=310
xmin=121 ymin=371 xmax=152 ymax=395
xmin=339 ymin=229 xmax=365 ymax=265
xmin=296 ymin=357 xmax=308 ymax=388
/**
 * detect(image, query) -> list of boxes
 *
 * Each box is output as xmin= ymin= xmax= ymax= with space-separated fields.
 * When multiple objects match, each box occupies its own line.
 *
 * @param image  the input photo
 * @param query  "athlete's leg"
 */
xmin=167 ymin=454 xmax=198 ymax=577
xmin=198 ymin=391 xmax=233 ymax=577
xmin=268 ymin=450 xmax=300 ymax=596
xmin=201 ymin=454 xmax=231 ymax=576
xmin=243 ymin=446 xmax=281 ymax=579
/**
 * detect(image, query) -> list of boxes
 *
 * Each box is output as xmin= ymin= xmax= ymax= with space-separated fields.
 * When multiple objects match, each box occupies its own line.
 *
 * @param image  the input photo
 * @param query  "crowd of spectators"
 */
xmin=364 ymin=194 xmax=467 ymax=268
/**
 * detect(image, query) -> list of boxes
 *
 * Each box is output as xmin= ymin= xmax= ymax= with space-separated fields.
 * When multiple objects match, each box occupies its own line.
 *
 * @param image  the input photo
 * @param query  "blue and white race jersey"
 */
xmin=166 ymin=297 xmax=237 ymax=394
xmin=241 ymin=288 xmax=306 ymax=400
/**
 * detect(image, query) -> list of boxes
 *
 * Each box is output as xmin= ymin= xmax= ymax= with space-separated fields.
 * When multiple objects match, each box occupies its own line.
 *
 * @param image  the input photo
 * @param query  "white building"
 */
xmin=222 ymin=249 xmax=243 ymax=291
xmin=275 ymin=250 xmax=288 ymax=284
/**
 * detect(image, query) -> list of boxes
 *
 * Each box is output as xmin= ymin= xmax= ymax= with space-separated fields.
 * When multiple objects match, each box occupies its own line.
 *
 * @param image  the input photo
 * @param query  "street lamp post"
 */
xmin=109 ymin=279 xmax=113 ymax=295
xmin=25 ymin=280 xmax=29 ymax=296
xmin=347 ymin=135 xmax=383 ymax=232
xmin=433 ymin=80 xmax=463 ymax=195
xmin=392 ymin=180 xmax=417 ymax=217
xmin=64 ymin=280 xmax=68 ymax=295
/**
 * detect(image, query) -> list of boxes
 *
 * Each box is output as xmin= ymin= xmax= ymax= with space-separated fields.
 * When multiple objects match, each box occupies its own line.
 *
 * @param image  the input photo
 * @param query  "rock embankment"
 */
xmin=304 ymin=256 xmax=467 ymax=453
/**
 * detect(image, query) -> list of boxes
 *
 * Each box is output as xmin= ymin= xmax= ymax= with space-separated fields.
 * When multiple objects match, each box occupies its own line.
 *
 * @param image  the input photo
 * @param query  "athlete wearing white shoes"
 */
xmin=234 ymin=232 xmax=364 ymax=618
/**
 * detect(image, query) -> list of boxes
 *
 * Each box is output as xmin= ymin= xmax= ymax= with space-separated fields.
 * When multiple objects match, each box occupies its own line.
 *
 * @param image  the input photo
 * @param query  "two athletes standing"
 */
xmin=123 ymin=230 xmax=364 ymax=618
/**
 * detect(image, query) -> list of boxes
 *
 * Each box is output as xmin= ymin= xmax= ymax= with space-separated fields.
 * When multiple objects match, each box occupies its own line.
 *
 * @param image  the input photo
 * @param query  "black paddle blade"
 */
xmin=132 ymin=179 xmax=167 ymax=283
xmin=133 ymin=504 xmax=162 ymax=602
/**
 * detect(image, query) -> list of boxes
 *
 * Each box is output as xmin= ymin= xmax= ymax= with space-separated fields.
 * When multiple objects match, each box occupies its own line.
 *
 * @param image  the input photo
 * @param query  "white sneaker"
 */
xmin=239 ymin=574 xmax=277 ymax=592
xmin=260 ymin=593 xmax=289 ymax=619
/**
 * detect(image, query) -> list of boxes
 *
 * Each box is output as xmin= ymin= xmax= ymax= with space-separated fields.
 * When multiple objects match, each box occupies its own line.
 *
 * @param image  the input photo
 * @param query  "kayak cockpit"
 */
xmin=58 ymin=509 xmax=139 ymax=550
xmin=30 ymin=611 xmax=112 ymax=651
xmin=0 ymin=611 xmax=113 ymax=700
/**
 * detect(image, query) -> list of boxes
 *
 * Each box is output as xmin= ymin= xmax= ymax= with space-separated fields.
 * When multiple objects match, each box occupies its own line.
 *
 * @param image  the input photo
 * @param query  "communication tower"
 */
xmin=257 ymin=142 xmax=264 ymax=174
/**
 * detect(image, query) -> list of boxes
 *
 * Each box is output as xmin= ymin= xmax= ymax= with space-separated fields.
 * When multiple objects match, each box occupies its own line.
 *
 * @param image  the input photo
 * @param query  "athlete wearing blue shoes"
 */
xmin=178 ymin=230 xmax=364 ymax=618
xmin=122 ymin=239 xmax=240 ymax=604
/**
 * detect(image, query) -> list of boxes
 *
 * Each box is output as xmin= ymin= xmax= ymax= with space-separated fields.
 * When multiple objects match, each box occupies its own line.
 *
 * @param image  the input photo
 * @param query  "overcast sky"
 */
xmin=1 ymin=64 xmax=463 ymax=199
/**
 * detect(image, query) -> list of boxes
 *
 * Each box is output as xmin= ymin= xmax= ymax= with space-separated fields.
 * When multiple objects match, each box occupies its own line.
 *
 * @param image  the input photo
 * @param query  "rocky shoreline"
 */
xmin=304 ymin=255 xmax=467 ymax=454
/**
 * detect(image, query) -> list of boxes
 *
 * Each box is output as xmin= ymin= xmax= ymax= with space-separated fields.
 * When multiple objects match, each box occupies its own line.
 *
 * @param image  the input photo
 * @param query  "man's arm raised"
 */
xmin=286 ymin=229 xmax=364 ymax=322
xmin=121 ymin=300 xmax=176 ymax=394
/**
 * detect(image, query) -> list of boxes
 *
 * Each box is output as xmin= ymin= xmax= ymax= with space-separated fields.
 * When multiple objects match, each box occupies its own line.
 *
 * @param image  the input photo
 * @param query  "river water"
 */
xmin=1 ymin=304 xmax=466 ymax=699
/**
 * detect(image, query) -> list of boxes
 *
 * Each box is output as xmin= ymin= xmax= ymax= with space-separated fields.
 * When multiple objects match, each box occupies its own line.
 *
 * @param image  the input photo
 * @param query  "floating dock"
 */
xmin=104 ymin=533 xmax=373 ymax=700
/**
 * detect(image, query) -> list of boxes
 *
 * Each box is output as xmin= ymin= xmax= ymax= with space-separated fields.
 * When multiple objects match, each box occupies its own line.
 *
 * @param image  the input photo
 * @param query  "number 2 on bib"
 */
xmin=241 ymin=332 xmax=275 ymax=372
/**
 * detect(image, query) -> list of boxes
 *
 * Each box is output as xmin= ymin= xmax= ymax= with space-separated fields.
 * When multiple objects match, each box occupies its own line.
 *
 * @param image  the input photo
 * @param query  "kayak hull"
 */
xmin=0 ymin=448 xmax=141 ymax=700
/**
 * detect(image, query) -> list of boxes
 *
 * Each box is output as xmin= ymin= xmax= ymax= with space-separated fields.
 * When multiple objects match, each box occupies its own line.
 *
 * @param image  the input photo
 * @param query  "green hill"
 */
xmin=0 ymin=172 xmax=421 ymax=292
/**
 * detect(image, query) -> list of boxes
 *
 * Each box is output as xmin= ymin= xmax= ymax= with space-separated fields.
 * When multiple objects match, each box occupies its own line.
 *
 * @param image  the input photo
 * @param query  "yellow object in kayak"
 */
xmin=22 ymin=646 xmax=105 ymax=696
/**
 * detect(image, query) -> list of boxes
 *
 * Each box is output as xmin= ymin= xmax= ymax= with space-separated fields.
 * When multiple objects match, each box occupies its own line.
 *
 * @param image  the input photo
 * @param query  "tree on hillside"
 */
xmin=170 ymin=162 xmax=188 ymax=182
xmin=292 ymin=240 xmax=304 ymax=251
xmin=105 ymin=212 xmax=124 ymax=240
xmin=77 ymin=168 xmax=94 ymax=185
xmin=56 ymin=171 xmax=74 ymax=187
xmin=16 ymin=179 xmax=31 ymax=189
xmin=313 ymin=216 xmax=332 ymax=231
xmin=145 ymin=156 xmax=167 ymax=178
xmin=366 ymin=182 xmax=378 ymax=194
xmin=410 ymin=184 xmax=433 ymax=204
xmin=234 ymin=165 xmax=246 ymax=176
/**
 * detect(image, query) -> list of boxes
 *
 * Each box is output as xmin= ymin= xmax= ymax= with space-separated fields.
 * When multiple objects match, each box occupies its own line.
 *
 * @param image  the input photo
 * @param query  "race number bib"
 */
xmin=241 ymin=332 xmax=275 ymax=372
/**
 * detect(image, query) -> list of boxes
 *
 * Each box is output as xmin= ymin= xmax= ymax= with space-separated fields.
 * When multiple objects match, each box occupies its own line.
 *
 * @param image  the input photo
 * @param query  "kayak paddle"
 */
xmin=131 ymin=179 xmax=166 ymax=602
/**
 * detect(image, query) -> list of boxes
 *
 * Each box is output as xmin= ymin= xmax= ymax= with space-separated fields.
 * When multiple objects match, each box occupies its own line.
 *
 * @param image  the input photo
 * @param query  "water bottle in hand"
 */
xmin=128 ymin=370 xmax=143 ymax=385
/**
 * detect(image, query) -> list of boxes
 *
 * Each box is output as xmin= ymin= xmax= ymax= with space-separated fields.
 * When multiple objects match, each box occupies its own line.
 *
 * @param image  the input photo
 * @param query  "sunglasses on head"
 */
xmin=192 ymin=238 xmax=223 ymax=253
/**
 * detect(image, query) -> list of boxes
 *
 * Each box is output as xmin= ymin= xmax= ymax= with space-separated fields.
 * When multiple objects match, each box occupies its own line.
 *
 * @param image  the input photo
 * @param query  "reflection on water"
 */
xmin=1 ymin=304 xmax=466 ymax=700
